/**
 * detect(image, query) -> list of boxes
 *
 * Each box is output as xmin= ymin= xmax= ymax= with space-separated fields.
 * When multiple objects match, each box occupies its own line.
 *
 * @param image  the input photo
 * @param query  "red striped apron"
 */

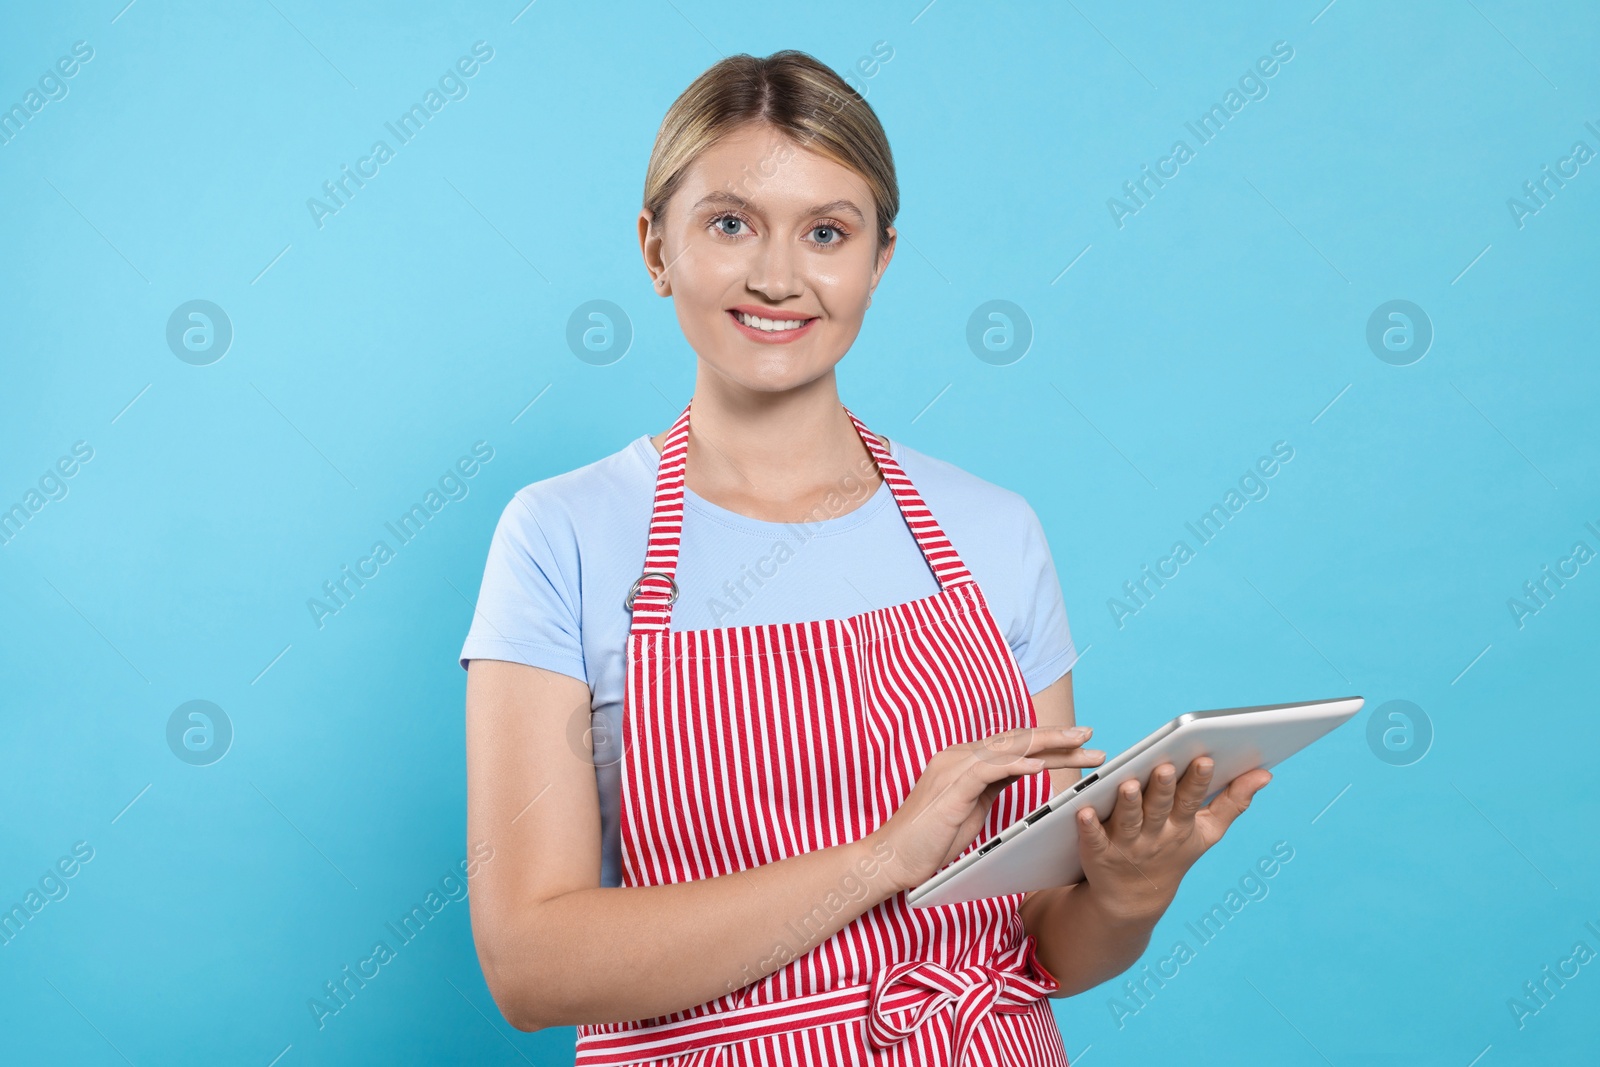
xmin=575 ymin=399 xmax=1070 ymax=1067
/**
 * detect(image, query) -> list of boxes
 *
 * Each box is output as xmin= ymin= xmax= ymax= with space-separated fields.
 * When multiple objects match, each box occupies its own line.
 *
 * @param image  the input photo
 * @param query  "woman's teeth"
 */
xmin=735 ymin=311 xmax=810 ymax=332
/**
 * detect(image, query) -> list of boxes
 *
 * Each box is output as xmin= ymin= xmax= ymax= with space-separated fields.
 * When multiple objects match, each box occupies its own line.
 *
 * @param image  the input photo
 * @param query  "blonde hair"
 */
xmin=642 ymin=50 xmax=898 ymax=250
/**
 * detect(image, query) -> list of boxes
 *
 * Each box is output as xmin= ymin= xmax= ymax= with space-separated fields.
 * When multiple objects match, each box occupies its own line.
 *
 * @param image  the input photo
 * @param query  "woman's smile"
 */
xmin=726 ymin=305 xmax=819 ymax=344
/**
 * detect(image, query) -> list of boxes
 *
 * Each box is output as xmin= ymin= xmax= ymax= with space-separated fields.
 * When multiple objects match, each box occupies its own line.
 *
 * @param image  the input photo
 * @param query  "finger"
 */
xmin=1074 ymin=804 xmax=1109 ymax=861
xmin=960 ymin=729 xmax=1100 ymax=771
xmin=965 ymin=750 xmax=1107 ymax=795
xmin=960 ymin=749 xmax=1052 ymax=795
xmin=1034 ymin=747 xmax=1105 ymax=770
xmin=1169 ymin=756 xmax=1214 ymax=827
xmin=1031 ymin=725 xmax=1094 ymax=757
xmin=970 ymin=727 xmax=1035 ymax=762
xmin=1142 ymin=762 xmax=1177 ymax=833
xmin=1197 ymin=769 xmax=1272 ymax=840
xmin=1026 ymin=725 xmax=1093 ymax=751
xmin=925 ymin=737 xmax=1096 ymax=821
xmin=972 ymin=726 xmax=1098 ymax=766
xmin=1111 ymin=778 xmax=1143 ymax=839
xmin=997 ymin=735 xmax=1107 ymax=769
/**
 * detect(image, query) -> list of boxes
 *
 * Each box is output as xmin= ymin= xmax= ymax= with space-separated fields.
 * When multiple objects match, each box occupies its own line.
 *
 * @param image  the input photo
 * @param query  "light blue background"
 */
xmin=2 ymin=1 xmax=1596 ymax=1064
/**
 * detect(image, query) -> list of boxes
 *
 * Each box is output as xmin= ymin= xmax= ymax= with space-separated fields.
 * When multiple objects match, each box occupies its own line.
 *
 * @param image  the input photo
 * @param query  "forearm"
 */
xmin=484 ymin=833 xmax=900 ymax=1029
xmin=1020 ymin=881 xmax=1162 ymax=997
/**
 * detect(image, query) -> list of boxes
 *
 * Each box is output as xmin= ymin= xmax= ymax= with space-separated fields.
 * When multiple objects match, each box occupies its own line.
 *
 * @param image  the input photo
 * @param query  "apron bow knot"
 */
xmin=865 ymin=951 xmax=1058 ymax=1065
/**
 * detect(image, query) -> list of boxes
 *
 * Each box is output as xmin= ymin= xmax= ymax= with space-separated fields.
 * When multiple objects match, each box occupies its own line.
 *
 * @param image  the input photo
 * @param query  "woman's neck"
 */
xmin=650 ymin=374 xmax=887 ymax=524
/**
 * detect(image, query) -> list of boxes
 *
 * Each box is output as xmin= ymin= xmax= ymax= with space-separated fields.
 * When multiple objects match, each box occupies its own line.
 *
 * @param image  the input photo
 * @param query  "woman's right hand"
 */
xmin=870 ymin=726 xmax=1106 ymax=893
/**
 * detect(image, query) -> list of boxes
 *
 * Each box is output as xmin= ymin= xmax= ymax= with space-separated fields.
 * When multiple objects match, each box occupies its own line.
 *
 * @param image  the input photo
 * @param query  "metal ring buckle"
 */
xmin=625 ymin=571 xmax=679 ymax=610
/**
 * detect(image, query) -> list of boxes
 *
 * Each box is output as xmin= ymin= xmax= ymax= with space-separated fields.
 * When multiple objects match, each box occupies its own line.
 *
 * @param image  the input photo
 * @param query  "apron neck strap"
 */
xmin=627 ymin=398 xmax=974 ymax=635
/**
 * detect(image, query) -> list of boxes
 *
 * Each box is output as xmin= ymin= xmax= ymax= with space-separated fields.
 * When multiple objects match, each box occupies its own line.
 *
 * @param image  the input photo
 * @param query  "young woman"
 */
xmin=460 ymin=50 xmax=1270 ymax=1066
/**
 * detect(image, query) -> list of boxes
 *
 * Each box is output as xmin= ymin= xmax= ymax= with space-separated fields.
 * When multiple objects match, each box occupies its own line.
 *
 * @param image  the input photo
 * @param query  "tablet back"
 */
xmin=907 ymin=696 xmax=1364 ymax=908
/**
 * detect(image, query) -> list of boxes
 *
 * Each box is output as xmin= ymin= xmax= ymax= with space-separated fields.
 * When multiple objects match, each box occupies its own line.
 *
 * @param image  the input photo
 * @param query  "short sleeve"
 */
xmin=458 ymin=491 xmax=588 ymax=685
xmin=1008 ymin=503 xmax=1077 ymax=694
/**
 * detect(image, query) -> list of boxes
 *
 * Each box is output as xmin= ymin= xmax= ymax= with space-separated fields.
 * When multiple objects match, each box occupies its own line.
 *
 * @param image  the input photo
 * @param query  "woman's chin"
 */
xmin=698 ymin=353 xmax=840 ymax=394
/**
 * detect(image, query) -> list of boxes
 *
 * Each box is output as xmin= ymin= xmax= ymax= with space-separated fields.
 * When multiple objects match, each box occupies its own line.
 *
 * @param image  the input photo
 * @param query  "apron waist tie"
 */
xmin=575 ymin=941 xmax=1060 ymax=1067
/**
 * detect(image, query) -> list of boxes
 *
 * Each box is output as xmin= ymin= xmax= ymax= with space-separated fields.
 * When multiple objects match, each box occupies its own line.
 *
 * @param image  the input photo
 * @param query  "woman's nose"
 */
xmin=745 ymin=237 xmax=802 ymax=302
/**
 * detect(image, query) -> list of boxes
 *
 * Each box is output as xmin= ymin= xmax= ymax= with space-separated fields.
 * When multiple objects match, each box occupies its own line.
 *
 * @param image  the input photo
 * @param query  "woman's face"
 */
xmin=640 ymin=122 xmax=896 ymax=393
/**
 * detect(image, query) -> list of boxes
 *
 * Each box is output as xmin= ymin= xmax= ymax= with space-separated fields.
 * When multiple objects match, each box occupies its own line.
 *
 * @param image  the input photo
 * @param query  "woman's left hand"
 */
xmin=1074 ymin=756 xmax=1272 ymax=922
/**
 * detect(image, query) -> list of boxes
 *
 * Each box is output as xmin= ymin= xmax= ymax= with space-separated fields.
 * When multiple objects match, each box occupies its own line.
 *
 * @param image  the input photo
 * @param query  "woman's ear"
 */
xmin=639 ymin=209 xmax=672 ymax=296
xmin=871 ymin=224 xmax=897 ymax=294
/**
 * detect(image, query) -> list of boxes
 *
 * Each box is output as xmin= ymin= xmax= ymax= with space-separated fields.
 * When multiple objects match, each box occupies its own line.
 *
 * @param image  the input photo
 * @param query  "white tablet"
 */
xmin=907 ymin=696 xmax=1364 ymax=908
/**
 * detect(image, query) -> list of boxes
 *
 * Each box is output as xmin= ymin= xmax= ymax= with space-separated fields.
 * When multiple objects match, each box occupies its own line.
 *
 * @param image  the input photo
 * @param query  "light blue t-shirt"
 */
xmin=459 ymin=431 xmax=1078 ymax=888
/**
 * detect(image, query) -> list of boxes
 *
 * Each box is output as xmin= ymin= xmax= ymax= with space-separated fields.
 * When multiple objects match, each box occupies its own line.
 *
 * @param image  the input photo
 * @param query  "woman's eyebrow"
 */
xmin=690 ymin=191 xmax=752 ymax=214
xmin=805 ymin=199 xmax=867 ymax=224
xmin=688 ymin=191 xmax=867 ymax=225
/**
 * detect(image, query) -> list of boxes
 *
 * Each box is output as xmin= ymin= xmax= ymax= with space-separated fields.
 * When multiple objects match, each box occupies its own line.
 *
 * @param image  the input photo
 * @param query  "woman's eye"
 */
xmin=714 ymin=216 xmax=745 ymax=236
xmin=812 ymin=225 xmax=839 ymax=245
